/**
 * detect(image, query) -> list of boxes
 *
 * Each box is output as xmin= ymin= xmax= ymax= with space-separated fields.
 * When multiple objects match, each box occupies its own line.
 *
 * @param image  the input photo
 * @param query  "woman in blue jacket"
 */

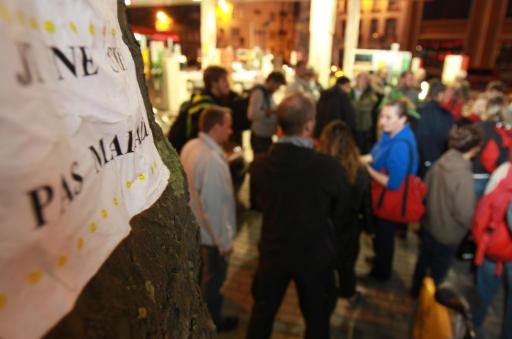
xmin=367 ymin=98 xmax=419 ymax=281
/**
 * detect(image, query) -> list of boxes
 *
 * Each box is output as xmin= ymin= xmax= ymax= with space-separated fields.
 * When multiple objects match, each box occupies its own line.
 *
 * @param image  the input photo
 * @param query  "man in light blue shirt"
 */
xmin=180 ymin=105 xmax=238 ymax=332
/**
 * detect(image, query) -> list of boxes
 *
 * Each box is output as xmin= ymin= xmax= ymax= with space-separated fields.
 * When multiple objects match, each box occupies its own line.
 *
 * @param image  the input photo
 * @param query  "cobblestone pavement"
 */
xmin=217 ymin=178 xmax=504 ymax=339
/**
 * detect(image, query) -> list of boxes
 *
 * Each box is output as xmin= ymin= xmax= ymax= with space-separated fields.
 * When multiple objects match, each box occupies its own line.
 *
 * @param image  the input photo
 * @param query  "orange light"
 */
xmin=216 ymin=0 xmax=233 ymax=23
xmin=155 ymin=10 xmax=172 ymax=32
xmin=361 ymin=0 xmax=373 ymax=12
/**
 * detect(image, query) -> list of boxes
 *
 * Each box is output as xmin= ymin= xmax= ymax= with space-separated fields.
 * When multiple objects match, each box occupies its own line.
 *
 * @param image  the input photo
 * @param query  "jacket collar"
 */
xmin=277 ymin=136 xmax=314 ymax=149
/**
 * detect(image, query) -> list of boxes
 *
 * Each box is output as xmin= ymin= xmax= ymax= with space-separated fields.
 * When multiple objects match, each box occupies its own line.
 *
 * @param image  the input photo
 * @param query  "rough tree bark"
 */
xmin=45 ymin=2 xmax=213 ymax=338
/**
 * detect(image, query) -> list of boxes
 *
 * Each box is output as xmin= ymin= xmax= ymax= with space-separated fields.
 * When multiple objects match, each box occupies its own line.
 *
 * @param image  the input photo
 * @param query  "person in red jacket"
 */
xmin=472 ymin=95 xmax=510 ymax=199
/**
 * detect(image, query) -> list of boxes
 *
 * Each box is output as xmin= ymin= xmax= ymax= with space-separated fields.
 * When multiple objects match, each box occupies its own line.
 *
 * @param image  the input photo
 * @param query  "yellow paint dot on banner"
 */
xmin=56 ymin=256 xmax=68 ymax=267
xmin=126 ymin=180 xmax=132 ymax=189
xmin=150 ymin=166 xmax=155 ymax=175
xmin=16 ymin=10 xmax=25 ymax=24
xmin=101 ymin=208 xmax=108 ymax=219
xmin=77 ymin=237 xmax=84 ymax=250
xmin=113 ymin=198 xmax=119 ymax=207
xmin=89 ymin=23 xmax=95 ymax=35
xmin=27 ymin=271 xmax=43 ymax=285
xmin=69 ymin=22 xmax=77 ymax=33
xmin=29 ymin=17 xmax=38 ymax=30
xmin=43 ymin=20 xmax=55 ymax=33
xmin=0 ymin=293 xmax=6 ymax=309
xmin=0 ymin=4 xmax=11 ymax=22
xmin=111 ymin=27 xmax=116 ymax=37
xmin=89 ymin=223 xmax=97 ymax=233
xmin=102 ymin=25 xmax=107 ymax=37
xmin=139 ymin=173 xmax=145 ymax=181
xmin=153 ymin=161 xmax=158 ymax=168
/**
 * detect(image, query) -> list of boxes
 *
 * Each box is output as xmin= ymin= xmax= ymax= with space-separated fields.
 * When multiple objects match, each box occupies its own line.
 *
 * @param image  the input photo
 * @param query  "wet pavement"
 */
xmin=216 ymin=176 xmax=504 ymax=339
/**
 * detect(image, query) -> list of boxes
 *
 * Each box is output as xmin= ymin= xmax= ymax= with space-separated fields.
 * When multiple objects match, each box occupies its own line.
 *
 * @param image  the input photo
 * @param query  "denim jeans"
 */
xmin=474 ymin=176 xmax=490 ymax=201
xmin=474 ymin=258 xmax=512 ymax=339
xmin=200 ymin=245 xmax=228 ymax=326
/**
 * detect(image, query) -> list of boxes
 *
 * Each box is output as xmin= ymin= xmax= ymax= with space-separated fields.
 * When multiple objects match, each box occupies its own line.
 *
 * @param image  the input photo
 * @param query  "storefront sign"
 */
xmin=0 ymin=1 xmax=170 ymax=338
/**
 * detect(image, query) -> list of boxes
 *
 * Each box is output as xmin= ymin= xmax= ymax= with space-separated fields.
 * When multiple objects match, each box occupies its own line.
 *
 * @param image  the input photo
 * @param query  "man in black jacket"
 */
xmin=168 ymin=65 xmax=231 ymax=153
xmin=313 ymin=76 xmax=356 ymax=139
xmin=414 ymin=79 xmax=454 ymax=178
xmin=247 ymin=93 xmax=348 ymax=339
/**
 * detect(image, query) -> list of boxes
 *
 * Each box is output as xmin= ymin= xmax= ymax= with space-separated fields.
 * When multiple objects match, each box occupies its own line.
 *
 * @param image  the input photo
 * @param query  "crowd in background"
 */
xmin=168 ymin=63 xmax=512 ymax=339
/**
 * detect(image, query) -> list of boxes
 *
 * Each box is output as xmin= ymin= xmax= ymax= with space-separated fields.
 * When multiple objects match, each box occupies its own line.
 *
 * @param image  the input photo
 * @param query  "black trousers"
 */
xmin=371 ymin=218 xmax=405 ymax=281
xmin=335 ymin=228 xmax=361 ymax=298
xmin=246 ymin=259 xmax=336 ymax=339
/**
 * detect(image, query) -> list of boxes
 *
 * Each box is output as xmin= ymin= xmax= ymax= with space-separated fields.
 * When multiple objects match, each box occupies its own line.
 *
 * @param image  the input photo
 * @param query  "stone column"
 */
xmin=342 ymin=0 xmax=360 ymax=80
xmin=201 ymin=0 xmax=217 ymax=68
xmin=308 ymin=0 xmax=337 ymax=88
xmin=402 ymin=0 xmax=425 ymax=52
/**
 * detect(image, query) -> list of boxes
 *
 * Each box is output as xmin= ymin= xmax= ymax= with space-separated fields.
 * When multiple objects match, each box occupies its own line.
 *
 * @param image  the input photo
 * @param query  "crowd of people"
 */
xmin=169 ymin=63 xmax=512 ymax=338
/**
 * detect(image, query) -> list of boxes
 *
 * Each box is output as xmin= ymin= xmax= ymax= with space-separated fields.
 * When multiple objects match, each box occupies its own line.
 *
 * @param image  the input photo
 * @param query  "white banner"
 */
xmin=0 ymin=1 xmax=170 ymax=338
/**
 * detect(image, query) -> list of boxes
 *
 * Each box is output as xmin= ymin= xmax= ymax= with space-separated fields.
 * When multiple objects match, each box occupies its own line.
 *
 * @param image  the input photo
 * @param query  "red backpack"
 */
xmin=473 ymin=165 xmax=512 ymax=276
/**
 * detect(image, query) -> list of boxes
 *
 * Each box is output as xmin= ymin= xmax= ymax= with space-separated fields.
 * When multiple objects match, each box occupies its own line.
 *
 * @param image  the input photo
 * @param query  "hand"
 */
xmin=218 ymin=247 xmax=233 ymax=257
xmin=360 ymin=154 xmax=373 ymax=165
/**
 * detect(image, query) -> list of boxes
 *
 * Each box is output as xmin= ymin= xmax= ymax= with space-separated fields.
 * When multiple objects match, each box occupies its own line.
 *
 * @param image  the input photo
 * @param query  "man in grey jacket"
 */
xmin=249 ymin=71 xmax=286 ymax=154
xmin=410 ymin=124 xmax=482 ymax=297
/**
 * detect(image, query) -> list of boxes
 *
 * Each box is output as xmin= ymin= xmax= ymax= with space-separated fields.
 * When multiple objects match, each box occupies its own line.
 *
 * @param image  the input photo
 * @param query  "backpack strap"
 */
xmin=400 ymin=139 xmax=415 ymax=217
xmin=248 ymin=85 xmax=271 ymax=121
xmin=186 ymin=94 xmax=215 ymax=138
xmin=253 ymin=85 xmax=271 ymax=106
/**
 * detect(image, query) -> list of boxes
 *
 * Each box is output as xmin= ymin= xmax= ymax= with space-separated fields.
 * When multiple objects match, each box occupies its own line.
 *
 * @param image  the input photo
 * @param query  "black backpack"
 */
xmin=168 ymin=100 xmax=192 ymax=154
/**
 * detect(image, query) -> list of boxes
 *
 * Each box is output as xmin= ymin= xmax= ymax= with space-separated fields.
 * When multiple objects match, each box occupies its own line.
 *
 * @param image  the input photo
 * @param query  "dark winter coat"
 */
xmin=314 ymin=86 xmax=356 ymax=138
xmin=414 ymin=100 xmax=455 ymax=177
xmin=249 ymin=143 xmax=349 ymax=268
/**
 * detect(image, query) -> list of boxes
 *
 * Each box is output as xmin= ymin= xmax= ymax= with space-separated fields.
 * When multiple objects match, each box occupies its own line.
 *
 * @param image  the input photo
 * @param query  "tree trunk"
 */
xmin=45 ymin=2 xmax=213 ymax=338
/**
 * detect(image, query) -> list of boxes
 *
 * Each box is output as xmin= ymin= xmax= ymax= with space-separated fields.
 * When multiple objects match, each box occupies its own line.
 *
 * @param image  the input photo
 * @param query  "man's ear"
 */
xmin=304 ymin=119 xmax=314 ymax=137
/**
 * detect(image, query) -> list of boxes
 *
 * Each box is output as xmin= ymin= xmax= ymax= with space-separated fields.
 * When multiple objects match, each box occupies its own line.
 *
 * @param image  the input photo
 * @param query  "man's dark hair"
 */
xmin=266 ymin=71 xmax=286 ymax=85
xmin=203 ymin=66 xmax=228 ymax=91
xmin=428 ymin=78 xmax=446 ymax=100
xmin=199 ymin=105 xmax=230 ymax=133
xmin=336 ymin=76 xmax=351 ymax=86
xmin=448 ymin=124 xmax=483 ymax=153
xmin=277 ymin=93 xmax=315 ymax=136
